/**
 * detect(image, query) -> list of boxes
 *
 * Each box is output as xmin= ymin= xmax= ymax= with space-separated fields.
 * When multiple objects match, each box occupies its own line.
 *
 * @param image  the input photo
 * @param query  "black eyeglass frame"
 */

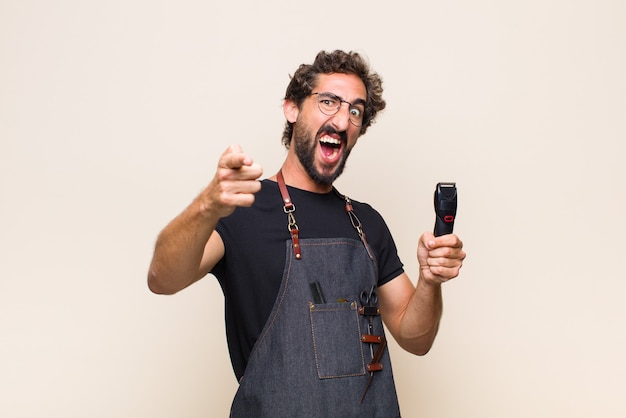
xmin=310 ymin=92 xmax=366 ymax=127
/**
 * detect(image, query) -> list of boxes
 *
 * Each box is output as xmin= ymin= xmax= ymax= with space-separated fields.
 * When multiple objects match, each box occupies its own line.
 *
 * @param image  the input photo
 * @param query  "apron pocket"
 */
xmin=309 ymin=301 xmax=366 ymax=379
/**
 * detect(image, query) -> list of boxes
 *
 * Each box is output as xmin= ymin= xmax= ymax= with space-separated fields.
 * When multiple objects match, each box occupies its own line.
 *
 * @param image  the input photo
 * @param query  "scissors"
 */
xmin=360 ymin=285 xmax=378 ymax=311
xmin=359 ymin=285 xmax=385 ymax=403
xmin=360 ymin=285 xmax=379 ymax=358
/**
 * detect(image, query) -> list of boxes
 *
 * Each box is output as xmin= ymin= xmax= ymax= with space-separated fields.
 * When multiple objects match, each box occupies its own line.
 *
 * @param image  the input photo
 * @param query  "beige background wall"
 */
xmin=1 ymin=0 xmax=625 ymax=417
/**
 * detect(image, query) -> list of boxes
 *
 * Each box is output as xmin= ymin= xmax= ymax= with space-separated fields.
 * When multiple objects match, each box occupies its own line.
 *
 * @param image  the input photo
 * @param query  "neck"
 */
xmin=275 ymin=157 xmax=333 ymax=194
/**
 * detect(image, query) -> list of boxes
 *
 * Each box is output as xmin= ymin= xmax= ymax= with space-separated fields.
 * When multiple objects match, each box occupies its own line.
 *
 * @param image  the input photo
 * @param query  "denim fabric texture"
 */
xmin=230 ymin=238 xmax=401 ymax=418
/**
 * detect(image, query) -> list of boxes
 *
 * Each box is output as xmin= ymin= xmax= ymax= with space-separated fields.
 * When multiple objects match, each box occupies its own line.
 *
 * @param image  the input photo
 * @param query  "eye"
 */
xmin=349 ymin=107 xmax=363 ymax=119
xmin=321 ymin=97 xmax=339 ymax=107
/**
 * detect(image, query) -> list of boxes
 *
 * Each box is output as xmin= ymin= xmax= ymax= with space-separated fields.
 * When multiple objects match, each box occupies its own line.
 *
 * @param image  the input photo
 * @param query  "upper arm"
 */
xmin=377 ymin=272 xmax=415 ymax=340
xmin=198 ymin=230 xmax=225 ymax=278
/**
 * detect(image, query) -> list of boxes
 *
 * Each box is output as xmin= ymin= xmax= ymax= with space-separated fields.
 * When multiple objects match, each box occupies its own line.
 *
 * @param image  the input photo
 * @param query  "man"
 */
xmin=148 ymin=50 xmax=466 ymax=417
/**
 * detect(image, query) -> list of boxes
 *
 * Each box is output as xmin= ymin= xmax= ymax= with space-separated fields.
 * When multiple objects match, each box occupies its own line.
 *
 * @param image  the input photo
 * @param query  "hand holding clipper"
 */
xmin=434 ymin=182 xmax=457 ymax=237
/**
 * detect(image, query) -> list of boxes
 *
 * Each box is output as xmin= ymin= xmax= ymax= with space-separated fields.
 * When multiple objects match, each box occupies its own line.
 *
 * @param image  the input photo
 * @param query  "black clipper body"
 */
xmin=434 ymin=182 xmax=457 ymax=237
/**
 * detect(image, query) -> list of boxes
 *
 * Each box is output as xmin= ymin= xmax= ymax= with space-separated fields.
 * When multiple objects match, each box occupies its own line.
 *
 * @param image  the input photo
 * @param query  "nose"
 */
xmin=330 ymin=103 xmax=351 ymax=131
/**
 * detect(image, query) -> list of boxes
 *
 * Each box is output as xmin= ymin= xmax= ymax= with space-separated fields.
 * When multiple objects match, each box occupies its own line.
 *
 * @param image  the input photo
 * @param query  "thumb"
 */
xmin=417 ymin=232 xmax=436 ymax=267
xmin=420 ymin=232 xmax=436 ymax=250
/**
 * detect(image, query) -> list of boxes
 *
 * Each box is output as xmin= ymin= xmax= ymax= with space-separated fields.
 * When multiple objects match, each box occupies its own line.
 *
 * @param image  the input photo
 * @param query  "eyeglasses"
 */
xmin=310 ymin=92 xmax=366 ymax=127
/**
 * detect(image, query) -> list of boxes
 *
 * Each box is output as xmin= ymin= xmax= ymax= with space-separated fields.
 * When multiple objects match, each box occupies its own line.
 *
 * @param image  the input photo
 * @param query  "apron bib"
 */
xmin=230 ymin=174 xmax=401 ymax=417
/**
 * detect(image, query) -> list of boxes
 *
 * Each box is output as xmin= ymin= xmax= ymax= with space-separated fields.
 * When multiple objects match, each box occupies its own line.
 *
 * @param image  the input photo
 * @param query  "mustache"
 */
xmin=317 ymin=125 xmax=347 ymax=143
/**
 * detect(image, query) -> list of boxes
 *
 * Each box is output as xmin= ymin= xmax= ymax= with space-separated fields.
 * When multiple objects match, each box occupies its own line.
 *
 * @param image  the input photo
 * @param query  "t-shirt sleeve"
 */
xmin=359 ymin=203 xmax=404 ymax=287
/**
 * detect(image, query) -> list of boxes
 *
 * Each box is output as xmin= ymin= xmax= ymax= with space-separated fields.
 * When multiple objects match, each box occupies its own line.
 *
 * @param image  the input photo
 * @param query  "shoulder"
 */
xmin=342 ymin=194 xmax=387 ymax=226
xmin=217 ymin=179 xmax=282 ymax=232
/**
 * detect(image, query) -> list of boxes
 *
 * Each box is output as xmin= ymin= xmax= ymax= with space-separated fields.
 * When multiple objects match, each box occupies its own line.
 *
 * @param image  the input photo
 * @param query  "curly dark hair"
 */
xmin=281 ymin=50 xmax=386 ymax=148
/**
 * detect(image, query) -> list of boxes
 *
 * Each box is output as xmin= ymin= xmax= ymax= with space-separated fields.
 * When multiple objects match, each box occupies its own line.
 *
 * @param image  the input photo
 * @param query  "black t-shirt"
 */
xmin=212 ymin=179 xmax=404 ymax=380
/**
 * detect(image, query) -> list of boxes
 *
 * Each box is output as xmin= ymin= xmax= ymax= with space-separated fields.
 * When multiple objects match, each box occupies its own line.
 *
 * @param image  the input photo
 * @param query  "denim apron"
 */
xmin=230 ymin=173 xmax=401 ymax=417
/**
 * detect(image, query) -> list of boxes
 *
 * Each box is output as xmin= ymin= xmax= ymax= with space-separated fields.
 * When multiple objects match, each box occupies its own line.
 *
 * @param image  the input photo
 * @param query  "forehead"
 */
xmin=314 ymin=73 xmax=367 ymax=101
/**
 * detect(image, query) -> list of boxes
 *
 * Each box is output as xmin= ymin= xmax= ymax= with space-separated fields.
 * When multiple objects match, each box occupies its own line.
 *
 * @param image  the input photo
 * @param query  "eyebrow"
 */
xmin=324 ymin=92 xmax=366 ymax=107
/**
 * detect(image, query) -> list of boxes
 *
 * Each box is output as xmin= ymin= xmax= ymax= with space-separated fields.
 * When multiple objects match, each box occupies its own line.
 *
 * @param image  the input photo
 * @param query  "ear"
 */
xmin=283 ymin=99 xmax=299 ymax=123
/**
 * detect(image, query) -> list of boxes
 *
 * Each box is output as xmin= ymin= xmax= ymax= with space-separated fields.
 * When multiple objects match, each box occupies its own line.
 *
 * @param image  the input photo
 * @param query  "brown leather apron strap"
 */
xmin=276 ymin=169 xmax=376 ymax=263
xmin=276 ymin=170 xmax=302 ymax=260
xmin=361 ymin=336 xmax=388 ymax=403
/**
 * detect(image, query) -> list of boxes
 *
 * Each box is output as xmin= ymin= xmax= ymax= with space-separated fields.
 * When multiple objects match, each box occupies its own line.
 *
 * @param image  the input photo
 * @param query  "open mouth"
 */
xmin=319 ymin=135 xmax=343 ymax=163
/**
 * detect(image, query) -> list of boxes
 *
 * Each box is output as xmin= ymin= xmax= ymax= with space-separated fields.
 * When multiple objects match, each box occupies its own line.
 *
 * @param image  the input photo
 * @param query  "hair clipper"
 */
xmin=434 ymin=182 xmax=457 ymax=237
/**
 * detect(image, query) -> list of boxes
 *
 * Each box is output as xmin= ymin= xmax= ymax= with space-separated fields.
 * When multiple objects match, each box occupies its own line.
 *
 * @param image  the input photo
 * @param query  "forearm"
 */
xmin=147 ymin=197 xmax=220 ymax=295
xmin=395 ymin=277 xmax=443 ymax=356
xmin=147 ymin=145 xmax=263 ymax=295
xmin=391 ymin=232 xmax=464 ymax=354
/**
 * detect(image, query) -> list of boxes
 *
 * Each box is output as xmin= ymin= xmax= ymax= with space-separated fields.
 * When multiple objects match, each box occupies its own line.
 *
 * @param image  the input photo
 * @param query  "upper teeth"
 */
xmin=320 ymin=136 xmax=340 ymax=145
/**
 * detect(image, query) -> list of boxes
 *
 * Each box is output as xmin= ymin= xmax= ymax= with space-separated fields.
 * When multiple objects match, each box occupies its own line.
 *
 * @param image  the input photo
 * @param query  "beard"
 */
xmin=292 ymin=121 xmax=352 ymax=187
